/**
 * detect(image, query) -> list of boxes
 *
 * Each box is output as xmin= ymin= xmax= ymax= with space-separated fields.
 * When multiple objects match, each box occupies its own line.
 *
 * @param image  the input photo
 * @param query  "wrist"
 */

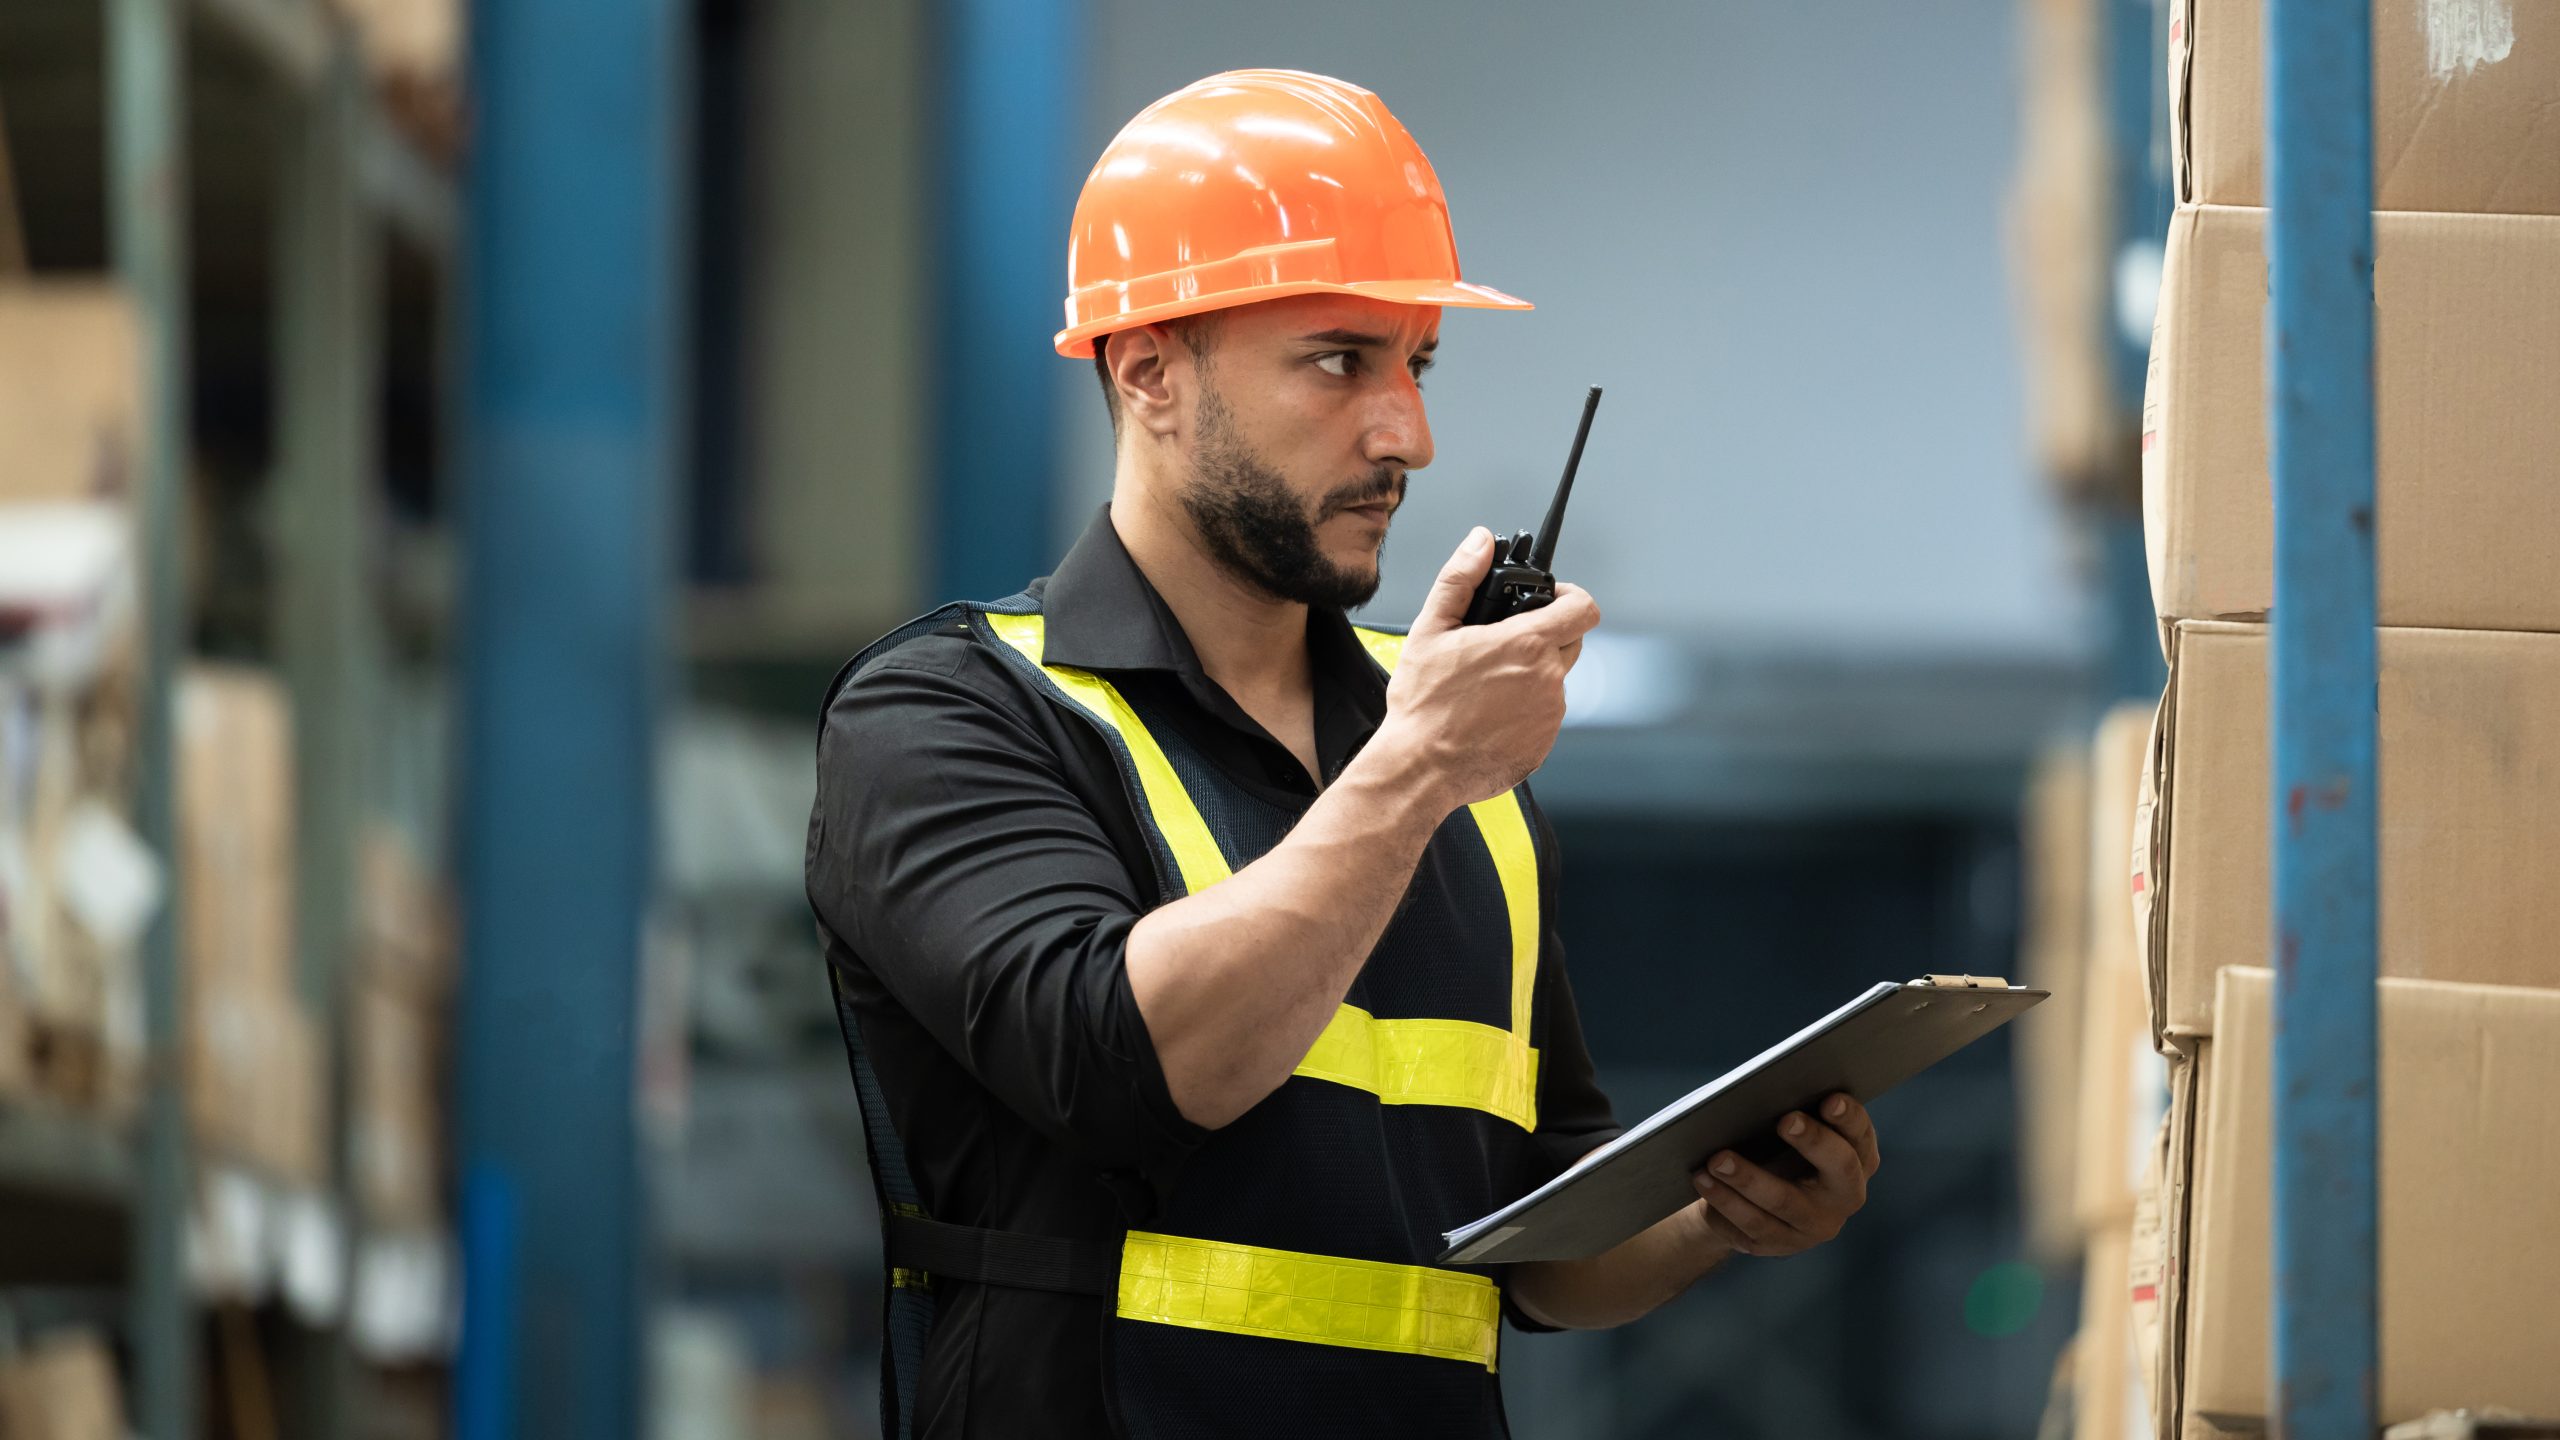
xmin=1342 ymin=723 xmax=1461 ymax=830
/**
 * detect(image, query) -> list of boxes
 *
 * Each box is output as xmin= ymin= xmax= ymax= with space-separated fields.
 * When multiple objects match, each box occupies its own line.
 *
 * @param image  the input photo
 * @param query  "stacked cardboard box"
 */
xmin=0 ymin=282 xmax=148 ymax=1113
xmin=2017 ymin=704 xmax=2166 ymax=1440
xmin=2008 ymin=0 xmax=2136 ymax=500
xmin=352 ymin=822 xmax=452 ymax=1229
xmin=178 ymin=665 xmax=327 ymax=1187
xmin=2134 ymin=3 xmax=2560 ymax=1432
xmin=0 ymin=1330 xmax=128 ymax=1440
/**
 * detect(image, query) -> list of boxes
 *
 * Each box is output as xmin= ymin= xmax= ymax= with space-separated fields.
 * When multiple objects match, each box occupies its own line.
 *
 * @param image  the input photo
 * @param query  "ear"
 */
xmin=1105 ymin=324 xmax=1191 ymax=440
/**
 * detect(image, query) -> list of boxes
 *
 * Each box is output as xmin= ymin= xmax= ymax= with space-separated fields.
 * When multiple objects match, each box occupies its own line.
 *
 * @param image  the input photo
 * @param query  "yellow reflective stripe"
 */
xmin=1117 ymin=1231 xmax=1499 ymax=1371
xmin=982 ymin=611 xmax=1234 ymax=895
xmin=1465 ymin=789 xmax=1541 ymax=1042
xmin=1350 ymin=625 xmax=1407 ymax=675
xmin=1291 ymin=1007 xmax=1539 ymax=1130
xmin=987 ymin=611 xmax=1543 ymax=1127
xmin=1289 ymin=789 xmax=1542 ymax=1128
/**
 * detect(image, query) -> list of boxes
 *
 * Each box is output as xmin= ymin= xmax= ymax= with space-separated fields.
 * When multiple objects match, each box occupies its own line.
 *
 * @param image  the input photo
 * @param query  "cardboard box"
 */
xmin=2182 ymin=966 xmax=2560 ymax=1427
xmin=2170 ymin=0 xmax=2560 ymax=214
xmin=0 ymin=1329 xmax=127 ymax=1440
xmin=2009 ymin=0 xmax=2137 ymax=499
xmin=2075 ymin=704 xmax=2168 ymax=1235
xmin=355 ymin=979 xmax=444 ymax=1227
xmin=190 ymin=983 xmax=326 ymax=1187
xmin=2141 ymin=205 xmax=2560 ymax=634
xmin=2133 ymin=1043 xmax=2206 ymax=1440
xmin=0 ymin=285 xmax=142 ymax=506
xmin=2015 ymin=741 xmax=2091 ymax=1260
xmin=2138 ymin=622 xmax=2560 ymax=1041
xmin=358 ymin=821 xmax=455 ymax=997
xmin=178 ymin=665 xmax=296 ymax=995
xmin=2075 ymin=1222 xmax=2147 ymax=1440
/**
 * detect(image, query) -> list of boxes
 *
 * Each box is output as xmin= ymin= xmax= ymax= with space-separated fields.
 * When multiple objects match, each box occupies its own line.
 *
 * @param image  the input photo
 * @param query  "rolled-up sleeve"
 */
xmin=806 ymin=641 xmax=1205 ymax=1194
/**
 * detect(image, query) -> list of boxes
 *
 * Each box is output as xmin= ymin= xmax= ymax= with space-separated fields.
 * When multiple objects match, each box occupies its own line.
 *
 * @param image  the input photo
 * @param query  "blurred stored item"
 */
xmin=2143 ymin=205 xmax=2560 ymax=634
xmin=2008 ymin=0 xmax=2137 ymax=500
xmin=2178 ymin=967 xmax=2560 ymax=1427
xmin=0 ymin=1328 xmax=128 ymax=1440
xmin=0 ymin=283 xmax=142 ymax=507
xmin=2386 ymin=1413 xmax=2560 ymax=1440
xmin=2169 ymin=0 xmax=2560 ymax=213
xmin=354 ymin=975 xmax=444 ymax=1227
xmin=2072 ymin=1220 xmax=2145 ymax=1440
xmin=357 ymin=820 xmax=455 ymax=997
xmin=0 ymin=504 xmax=137 ymax=695
xmin=327 ymin=0 xmax=465 ymax=164
xmin=2070 ymin=704 xmax=2162 ymax=1233
xmin=2012 ymin=740 xmax=2090 ymax=1261
xmin=178 ymin=666 xmax=295 ymax=999
xmin=1053 ymin=69 xmax=1529 ymax=357
xmin=177 ymin=664 xmax=325 ymax=1185
xmin=2135 ymin=622 xmax=2560 ymax=1043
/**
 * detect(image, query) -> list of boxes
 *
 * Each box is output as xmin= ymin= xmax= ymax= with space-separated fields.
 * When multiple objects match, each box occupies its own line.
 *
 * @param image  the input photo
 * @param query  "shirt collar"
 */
xmin=1036 ymin=504 xmax=1388 ymax=720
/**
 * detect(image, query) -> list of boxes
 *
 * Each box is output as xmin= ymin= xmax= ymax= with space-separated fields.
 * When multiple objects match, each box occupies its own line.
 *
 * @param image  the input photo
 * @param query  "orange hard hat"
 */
xmin=1055 ymin=69 xmax=1531 ymax=358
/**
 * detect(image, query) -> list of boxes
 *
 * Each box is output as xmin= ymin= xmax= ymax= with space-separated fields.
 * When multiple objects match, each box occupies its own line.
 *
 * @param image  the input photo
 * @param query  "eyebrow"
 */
xmin=1300 ymin=328 xmax=1440 ymax=354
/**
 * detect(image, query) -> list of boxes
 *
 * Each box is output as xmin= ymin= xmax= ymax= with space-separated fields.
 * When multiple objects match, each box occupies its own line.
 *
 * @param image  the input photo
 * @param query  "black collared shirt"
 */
xmin=805 ymin=508 xmax=1619 ymax=1437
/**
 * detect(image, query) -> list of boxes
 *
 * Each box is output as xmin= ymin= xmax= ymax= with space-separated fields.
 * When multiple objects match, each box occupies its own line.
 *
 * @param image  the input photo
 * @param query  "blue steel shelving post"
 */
xmin=2264 ymin=0 xmax=2381 ymax=1433
xmin=930 ymin=0 xmax=1082 ymax=601
xmin=455 ymin=0 xmax=688 ymax=1436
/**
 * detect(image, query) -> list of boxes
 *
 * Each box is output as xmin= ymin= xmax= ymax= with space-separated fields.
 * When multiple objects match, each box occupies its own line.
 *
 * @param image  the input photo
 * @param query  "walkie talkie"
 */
xmin=1462 ymin=386 xmax=1602 ymax=626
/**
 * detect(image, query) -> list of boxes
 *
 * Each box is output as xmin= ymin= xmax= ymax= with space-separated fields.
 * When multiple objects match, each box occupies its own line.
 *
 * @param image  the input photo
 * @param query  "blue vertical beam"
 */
xmin=2265 ymin=0 xmax=2381 ymax=1433
xmin=456 ymin=0 xmax=687 ymax=1436
xmin=106 ymin=1 xmax=193 ymax=1435
xmin=932 ymin=0 xmax=1082 ymax=600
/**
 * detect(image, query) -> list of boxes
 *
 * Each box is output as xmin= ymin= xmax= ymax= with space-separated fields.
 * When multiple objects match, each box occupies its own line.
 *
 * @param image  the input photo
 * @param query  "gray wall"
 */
xmin=1056 ymin=0 xmax=2079 ymax=660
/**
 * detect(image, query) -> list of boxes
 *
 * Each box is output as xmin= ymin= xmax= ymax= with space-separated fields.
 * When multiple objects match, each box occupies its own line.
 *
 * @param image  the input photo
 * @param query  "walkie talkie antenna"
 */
xmin=1529 ymin=386 xmax=1603 ymax=572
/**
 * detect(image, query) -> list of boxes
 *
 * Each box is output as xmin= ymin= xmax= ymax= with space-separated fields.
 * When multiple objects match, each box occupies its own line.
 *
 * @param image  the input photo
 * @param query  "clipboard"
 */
xmin=1438 ymin=975 xmax=2047 ymax=1265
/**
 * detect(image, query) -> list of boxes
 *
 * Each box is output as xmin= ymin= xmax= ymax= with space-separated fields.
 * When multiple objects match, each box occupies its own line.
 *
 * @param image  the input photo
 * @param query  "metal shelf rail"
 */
xmin=2264 ymin=0 xmax=2381 ymax=1434
xmin=89 ymin=0 xmax=458 ymax=1435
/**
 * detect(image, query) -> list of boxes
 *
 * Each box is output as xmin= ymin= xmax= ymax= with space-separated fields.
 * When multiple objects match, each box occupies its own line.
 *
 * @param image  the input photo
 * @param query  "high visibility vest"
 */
xmin=827 ymin=597 xmax=1559 ymax=1440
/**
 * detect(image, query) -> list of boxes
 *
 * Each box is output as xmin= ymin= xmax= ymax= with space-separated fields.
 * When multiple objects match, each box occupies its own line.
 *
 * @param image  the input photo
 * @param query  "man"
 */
xmin=807 ymin=69 xmax=1883 ymax=1439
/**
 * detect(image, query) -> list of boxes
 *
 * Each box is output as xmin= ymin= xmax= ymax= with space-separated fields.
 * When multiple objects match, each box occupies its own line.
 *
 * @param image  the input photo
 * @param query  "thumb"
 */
xmin=1412 ymin=527 xmax=1495 ymax=638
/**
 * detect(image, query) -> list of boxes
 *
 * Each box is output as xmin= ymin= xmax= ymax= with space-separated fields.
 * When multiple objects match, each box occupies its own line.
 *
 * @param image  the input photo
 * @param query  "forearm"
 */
xmin=1507 ymin=1202 xmax=1735 ymax=1331
xmin=1127 ymin=739 xmax=1453 ymax=1129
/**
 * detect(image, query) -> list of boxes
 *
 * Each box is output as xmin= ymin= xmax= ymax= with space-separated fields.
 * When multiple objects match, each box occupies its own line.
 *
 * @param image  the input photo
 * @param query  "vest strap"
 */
xmin=882 ymin=1213 xmax=1120 ymax=1296
xmin=1118 ymin=1230 xmax=1501 ymax=1371
xmin=883 ymin=1217 xmax=1502 ymax=1370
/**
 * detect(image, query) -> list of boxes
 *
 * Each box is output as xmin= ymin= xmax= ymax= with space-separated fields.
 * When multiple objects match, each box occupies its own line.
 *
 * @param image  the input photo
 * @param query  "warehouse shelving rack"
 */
xmin=0 ymin=0 xmax=456 ymax=1436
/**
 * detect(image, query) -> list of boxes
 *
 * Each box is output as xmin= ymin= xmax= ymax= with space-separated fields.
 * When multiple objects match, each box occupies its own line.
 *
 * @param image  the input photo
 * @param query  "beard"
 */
xmin=1180 ymin=381 xmax=1402 ymax=610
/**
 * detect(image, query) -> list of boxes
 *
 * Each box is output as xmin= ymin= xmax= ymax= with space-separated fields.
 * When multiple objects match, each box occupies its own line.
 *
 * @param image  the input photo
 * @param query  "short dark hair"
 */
xmin=1093 ymin=314 xmax=1221 ymax=437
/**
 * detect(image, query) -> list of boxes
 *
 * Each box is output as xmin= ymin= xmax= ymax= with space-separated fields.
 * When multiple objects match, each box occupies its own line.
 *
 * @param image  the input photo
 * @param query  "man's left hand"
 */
xmin=1688 ymin=1093 xmax=1881 ymax=1259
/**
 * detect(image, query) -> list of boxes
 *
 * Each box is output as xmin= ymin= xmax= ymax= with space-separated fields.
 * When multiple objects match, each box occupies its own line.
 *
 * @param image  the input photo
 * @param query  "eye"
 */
xmin=1409 ymin=357 xmax=1434 ymax=385
xmin=1314 ymin=351 xmax=1357 ymax=378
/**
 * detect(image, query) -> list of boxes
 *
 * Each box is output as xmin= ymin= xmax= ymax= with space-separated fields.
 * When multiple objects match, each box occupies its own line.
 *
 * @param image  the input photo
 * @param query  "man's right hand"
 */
xmin=1371 ymin=526 xmax=1602 ymax=811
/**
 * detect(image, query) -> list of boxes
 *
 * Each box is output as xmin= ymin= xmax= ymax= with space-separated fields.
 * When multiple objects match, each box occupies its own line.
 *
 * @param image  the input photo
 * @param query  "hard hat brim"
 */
xmin=1055 ymin=278 xmax=1532 ymax=359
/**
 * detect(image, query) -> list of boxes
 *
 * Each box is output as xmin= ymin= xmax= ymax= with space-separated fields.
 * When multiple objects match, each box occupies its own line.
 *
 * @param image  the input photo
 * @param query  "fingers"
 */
xmin=1692 ymin=1167 xmax=1797 ymax=1255
xmin=1818 ymin=1093 xmax=1882 ymax=1177
xmin=1776 ymin=1110 xmax=1868 ymax=1209
xmin=1694 ymin=1152 xmax=1821 ymax=1242
xmin=1411 ymin=527 xmax=1496 ymax=637
xmin=1518 ymin=583 xmax=1601 ymax=645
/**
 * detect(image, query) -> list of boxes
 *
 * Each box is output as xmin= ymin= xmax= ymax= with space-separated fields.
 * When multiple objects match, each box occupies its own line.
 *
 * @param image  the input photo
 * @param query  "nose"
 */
xmin=1365 ymin=375 xmax=1434 ymax=473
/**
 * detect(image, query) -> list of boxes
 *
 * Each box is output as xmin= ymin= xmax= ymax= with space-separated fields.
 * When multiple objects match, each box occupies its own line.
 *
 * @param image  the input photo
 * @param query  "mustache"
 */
xmin=1316 ymin=470 xmax=1405 ymax=520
